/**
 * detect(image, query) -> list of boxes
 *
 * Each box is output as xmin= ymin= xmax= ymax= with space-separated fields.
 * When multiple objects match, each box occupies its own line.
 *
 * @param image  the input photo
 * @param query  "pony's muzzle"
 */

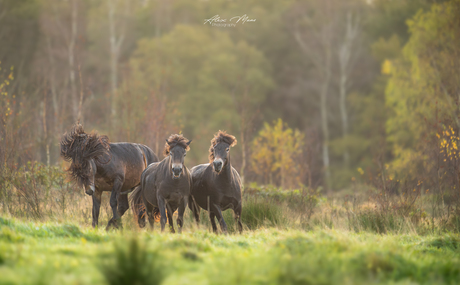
xmin=172 ymin=165 xmax=182 ymax=179
xmin=213 ymin=159 xmax=223 ymax=173
xmin=85 ymin=185 xmax=95 ymax=196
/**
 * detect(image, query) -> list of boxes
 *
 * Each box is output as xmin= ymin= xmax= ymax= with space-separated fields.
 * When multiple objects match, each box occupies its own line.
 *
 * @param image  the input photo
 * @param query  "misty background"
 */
xmin=1 ymin=0 xmax=456 ymax=191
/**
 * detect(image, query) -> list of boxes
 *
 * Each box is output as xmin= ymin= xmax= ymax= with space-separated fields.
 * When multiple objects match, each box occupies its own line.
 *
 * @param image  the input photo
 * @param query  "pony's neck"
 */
xmin=165 ymin=155 xmax=173 ymax=171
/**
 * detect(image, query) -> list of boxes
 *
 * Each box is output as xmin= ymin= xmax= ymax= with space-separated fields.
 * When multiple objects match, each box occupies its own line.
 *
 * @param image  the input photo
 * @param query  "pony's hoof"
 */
xmin=105 ymin=219 xmax=122 ymax=231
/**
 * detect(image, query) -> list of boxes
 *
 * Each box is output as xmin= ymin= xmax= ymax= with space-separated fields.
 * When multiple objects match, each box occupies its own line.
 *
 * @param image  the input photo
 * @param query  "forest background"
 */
xmin=1 ymin=0 xmax=459 ymax=193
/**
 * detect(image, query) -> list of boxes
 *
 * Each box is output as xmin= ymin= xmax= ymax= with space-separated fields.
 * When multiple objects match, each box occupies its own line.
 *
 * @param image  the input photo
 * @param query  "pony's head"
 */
xmin=208 ymin=130 xmax=237 ymax=174
xmin=163 ymin=134 xmax=191 ymax=179
xmin=60 ymin=122 xmax=110 ymax=195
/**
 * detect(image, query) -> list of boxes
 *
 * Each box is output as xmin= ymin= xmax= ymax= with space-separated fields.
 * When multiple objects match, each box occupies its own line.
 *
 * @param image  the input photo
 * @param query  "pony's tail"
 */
xmin=129 ymin=186 xmax=146 ymax=228
xmin=153 ymin=207 xmax=161 ymax=222
xmin=129 ymin=186 xmax=161 ymax=227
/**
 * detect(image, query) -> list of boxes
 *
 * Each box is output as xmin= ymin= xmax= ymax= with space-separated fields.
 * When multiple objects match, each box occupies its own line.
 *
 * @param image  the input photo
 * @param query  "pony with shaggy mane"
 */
xmin=189 ymin=130 xmax=243 ymax=233
xmin=60 ymin=122 xmax=159 ymax=230
xmin=208 ymin=131 xmax=237 ymax=163
xmin=60 ymin=123 xmax=110 ymax=187
xmin=164 ymin=134 xmax=191 ymax=156
xmin=131 ymin=134 xmax=191 ymax=229
xmin=131 ymin=134 xmax=192 ymax=233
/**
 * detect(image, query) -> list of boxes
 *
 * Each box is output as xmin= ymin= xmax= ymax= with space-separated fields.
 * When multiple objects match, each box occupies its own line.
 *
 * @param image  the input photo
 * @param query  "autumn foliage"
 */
xmin=251 ymin=119 xmax=305 ymax=189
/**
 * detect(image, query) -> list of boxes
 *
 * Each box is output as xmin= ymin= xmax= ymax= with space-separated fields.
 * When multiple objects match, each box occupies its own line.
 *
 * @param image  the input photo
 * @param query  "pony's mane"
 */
xmin=208 ymin=130 xmax=237 ymax=162
xmin=163 ymin=134 xmax=191 ymax=156
xmin=60 ymin=122 xmax=110 ymax=187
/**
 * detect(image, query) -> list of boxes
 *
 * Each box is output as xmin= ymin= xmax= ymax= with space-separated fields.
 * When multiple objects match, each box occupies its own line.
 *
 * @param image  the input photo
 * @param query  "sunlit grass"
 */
xmin=1 ymin=216 xmax=460 ymax=284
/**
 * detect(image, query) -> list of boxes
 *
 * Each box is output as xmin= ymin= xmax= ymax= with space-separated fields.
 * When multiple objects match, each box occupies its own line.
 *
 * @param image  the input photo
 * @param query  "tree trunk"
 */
xmin=338 ymin=11 xmax=360 ymax=167
xmin=320 ymin=46 xmax=332 ymax=190
xmin=240 ymin=123 xmax=246 ymax=185
xmin=339 ymin=66 xmax=350 ymax=167
xmin=108 ymin=0 xmax=118 ymax=124
xmin=68 ymin=0 xmax=78 ymax=121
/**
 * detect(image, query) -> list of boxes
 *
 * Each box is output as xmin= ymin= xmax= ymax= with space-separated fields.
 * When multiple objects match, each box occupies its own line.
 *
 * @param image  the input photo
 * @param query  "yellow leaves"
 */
xmin=381 ymin=59 xmax=392 ymax=74
xmin=251 ymin=118 xmax=305 ymax=187
xmin=357 ymin=167 xmax=364 ymax=175
xmin=437 ymin=126 xmax=460 ymax=160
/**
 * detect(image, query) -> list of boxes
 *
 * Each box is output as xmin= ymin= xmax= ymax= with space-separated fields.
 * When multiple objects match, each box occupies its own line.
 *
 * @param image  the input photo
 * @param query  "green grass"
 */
xmin=1 ymin=217 xmax=460 ymax=285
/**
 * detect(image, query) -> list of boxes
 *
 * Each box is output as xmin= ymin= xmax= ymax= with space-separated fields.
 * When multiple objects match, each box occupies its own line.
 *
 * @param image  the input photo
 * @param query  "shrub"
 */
xmin=0 ymin=162 xmax=81 ymax=220
xmin=99 ymin=237 xmax=164 ymax=285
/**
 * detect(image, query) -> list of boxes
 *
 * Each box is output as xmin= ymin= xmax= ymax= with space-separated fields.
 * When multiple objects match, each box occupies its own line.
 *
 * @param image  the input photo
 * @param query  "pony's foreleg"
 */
xmin=213 ymin=204 xmax=228 ymax=234
xmin=177 ymin=197 xmax=187 ymax=234
xmin=107 ymin=178 xmax=124 ymax=230
xmin=188 ymin=196 xmax=200 ymax=225
xmin=158 ymin=196 xmax=168 ymax=232
xmin=234 ymin=202 xmax=243 ymax=234
xmin=117 ymin=193 xmax=129 ymax=217
xmin=209 ymin=212 xmax=218 ymax=233
xmin=92 ymin=191 xmax=102 ymax=228
xmin=166 ymin=202 xmax=175 ymax=233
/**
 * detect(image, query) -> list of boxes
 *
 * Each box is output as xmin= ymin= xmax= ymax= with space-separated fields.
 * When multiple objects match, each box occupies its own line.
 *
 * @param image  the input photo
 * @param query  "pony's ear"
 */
xmin=186 ymin=140 xmax=192 ymax=146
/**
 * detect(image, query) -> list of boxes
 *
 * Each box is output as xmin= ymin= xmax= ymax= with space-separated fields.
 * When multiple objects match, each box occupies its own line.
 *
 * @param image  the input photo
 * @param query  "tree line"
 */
xmin=0 ymin=0 xmax=457 ymax=191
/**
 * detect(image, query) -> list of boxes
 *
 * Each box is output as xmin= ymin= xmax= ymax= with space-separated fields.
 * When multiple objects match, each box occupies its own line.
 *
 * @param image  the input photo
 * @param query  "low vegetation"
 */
xmin=1 ymin=216 xmax=460 ymax=285
xmin=1 ymin=165 xmax=460 ymax=284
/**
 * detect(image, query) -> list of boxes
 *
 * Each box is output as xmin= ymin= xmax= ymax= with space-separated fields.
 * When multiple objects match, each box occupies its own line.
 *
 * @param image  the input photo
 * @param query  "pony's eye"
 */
xmin=226 ymin=148 xmax=229 ymax=152
xmin=184 ymin=153 xmax=186 ymax=157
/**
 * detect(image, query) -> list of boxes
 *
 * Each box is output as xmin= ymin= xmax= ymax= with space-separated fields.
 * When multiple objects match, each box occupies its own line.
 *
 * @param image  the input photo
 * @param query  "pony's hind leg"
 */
xmin=144 ymin=202 xmax=155 ymax=230
xmin=147 ymin=211 xmax=155 ymax=230
xmin=234 ymin=203 xmax=243 ymax=234
xmin=92 ymin=191 xmax=102 ymax=228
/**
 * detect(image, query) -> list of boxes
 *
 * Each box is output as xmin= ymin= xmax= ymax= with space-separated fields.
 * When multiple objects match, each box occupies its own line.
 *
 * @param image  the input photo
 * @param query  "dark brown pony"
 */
xmin=60 ymin=123 xmax=159 ymax=229
xmin=130 ymin=134 xmax=192 ymax=233
xmin=189 ymin=131 xmax=243 ymax=233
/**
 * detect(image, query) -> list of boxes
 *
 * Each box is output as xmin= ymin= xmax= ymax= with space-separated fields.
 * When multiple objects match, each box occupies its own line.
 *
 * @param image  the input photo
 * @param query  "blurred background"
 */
xmin=1 ymin=0 xmax=458 ymax=192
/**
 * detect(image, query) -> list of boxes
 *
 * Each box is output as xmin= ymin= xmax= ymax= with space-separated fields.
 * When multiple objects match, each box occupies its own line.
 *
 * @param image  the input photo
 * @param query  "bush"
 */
xmin=0 ymin=162 xmax=81 ymax=220
xmin=99 ymin=237 xmax=164 ymax=285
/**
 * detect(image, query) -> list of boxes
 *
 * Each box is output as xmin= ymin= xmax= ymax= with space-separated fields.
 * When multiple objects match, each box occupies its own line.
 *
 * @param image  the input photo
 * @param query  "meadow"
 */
xmin=1 ymin=216 xmax=460 ymax=285
xmin=1 ymin=177 xmax=460 ymax=285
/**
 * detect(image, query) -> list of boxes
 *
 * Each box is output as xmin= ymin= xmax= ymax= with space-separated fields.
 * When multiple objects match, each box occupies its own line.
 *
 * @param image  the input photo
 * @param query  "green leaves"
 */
xmin=385 ymin=0 xmax=460 ymax=177
xmin=126 ymin=25 xmax=273 ymax=162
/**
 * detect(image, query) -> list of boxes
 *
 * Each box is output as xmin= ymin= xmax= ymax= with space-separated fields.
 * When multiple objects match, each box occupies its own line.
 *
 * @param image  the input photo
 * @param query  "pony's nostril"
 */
xmin=213 ymin=161 xmax=222 ymax=171
xmin=173 ymin=167 xmax=182 ymax=175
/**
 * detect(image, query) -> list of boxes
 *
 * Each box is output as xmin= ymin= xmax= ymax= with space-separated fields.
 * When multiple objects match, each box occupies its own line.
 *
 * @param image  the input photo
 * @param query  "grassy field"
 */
xmin=1 ymin=215 xmax=460 ymax=285
xmin=2 ymin=170 xmax=460 ymax=284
